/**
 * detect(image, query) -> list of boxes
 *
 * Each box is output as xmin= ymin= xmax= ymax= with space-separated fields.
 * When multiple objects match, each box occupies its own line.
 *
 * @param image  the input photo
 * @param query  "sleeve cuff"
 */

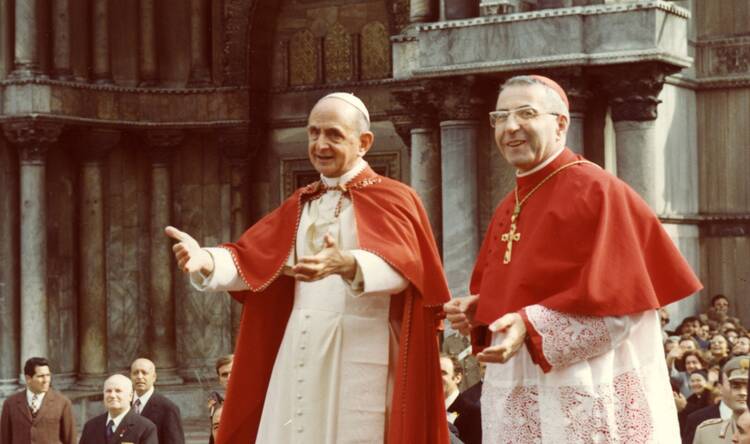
xmin=520 ymin=308 xmax=552 ymax=373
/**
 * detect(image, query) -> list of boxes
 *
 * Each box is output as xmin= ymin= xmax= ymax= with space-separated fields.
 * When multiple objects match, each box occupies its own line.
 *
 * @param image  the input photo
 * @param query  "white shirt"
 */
xmin=719 ymin=401 xmax=733 ymax=420
xmin=106 ymin=408 xmax=130 ymax=433
xmin=133 ymin=386 xmax=154 ymax=412
xmin=25 ymin=389 xmax=46 ymax=410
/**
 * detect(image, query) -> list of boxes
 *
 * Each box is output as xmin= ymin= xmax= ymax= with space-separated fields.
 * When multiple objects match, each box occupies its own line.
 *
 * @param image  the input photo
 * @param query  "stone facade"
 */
xmin=0 ymin=0 xmax=748 ymax=425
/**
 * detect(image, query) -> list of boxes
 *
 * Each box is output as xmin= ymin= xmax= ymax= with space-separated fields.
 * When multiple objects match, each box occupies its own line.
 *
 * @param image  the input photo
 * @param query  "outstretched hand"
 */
xmin=165 ymin=226 xmax=214 ymax=275
xmin=292 ymin=234 xmax=356 ymax=282
xmin=443 ymin=295 xmax=480 ymax=336
xmin=476 ymin=312 xmax=527 ymax=364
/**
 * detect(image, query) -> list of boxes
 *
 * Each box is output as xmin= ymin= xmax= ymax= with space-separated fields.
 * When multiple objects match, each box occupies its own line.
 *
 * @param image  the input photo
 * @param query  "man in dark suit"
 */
xmin=440 ymin=355 xmax=482 ymax=444
xmin=0 ymin=356 xmax=76 ymax=444
xmin=130 ymin=358 xmax=185 ymax=444
xmin=79 ymin=374 xmax=157 ymax=444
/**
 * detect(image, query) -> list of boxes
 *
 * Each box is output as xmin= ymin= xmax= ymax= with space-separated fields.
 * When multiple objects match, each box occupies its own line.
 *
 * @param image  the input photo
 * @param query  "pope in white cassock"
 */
xmin=167 ymin=93 xmax=451 ymax=444
xmin=445 ymin=75 xmax=702 ymax=443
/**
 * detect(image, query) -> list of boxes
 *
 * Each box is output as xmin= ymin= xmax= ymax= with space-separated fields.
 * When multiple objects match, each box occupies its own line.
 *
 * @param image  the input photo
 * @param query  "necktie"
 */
xmin=106 ymin=419 xmax=114 ymax=438
xmin=134 ymin=398 xmax=141 ymax=414
xmin=29 ymin=394 xmax=39 ymax=416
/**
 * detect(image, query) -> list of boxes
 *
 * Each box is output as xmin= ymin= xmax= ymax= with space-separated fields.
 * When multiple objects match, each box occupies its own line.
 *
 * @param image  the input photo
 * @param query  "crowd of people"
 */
xmin=0 ymin=354 xmax=233 ymax=444
xmin=658 ymin=294 xmax=749 ymax=443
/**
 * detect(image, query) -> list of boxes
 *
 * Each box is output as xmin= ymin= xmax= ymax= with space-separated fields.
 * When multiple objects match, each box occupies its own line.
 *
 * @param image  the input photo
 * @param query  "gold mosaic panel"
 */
xmin=324 ymin=22 xmax=353 ymax=83
xmin=290 ymin=29 xmax=317 ymax=86
xmin=361 ymin=21 xmax=391 ymax=80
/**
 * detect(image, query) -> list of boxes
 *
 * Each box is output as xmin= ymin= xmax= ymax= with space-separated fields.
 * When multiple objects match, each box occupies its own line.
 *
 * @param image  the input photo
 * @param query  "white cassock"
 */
xmin=192 ymin=159 xmax=408 ymax=444
xmin=482 ymin=307 xmax=679 ymax=443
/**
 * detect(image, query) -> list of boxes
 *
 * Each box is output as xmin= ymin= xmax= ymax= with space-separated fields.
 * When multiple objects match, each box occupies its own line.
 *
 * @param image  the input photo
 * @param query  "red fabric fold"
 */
xmin=519 ymin=308 xmax=552 ymax=373
xmin=215 ymin=166 xmax=451 ymax=444
xmin=470 ymin=148 xmax=702 ymax=326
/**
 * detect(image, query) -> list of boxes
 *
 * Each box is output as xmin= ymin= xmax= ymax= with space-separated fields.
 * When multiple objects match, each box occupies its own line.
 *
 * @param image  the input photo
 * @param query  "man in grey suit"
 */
xmin=79 ymin=374 xmax=157 ymax=444
xmin=0 ymin=356 xmax=76 ymax=444
xmin=130 ymin=358 xmax=185 ymax=444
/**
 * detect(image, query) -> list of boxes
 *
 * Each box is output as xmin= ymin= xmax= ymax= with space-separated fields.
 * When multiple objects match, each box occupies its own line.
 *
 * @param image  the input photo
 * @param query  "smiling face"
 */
xmin=711 ymin=335 xmax=729 ymax=356
xmin=103 ymin=375 xmax=133 ymax=417
xmin=685 ymin=355 xmax=704 ymax=373
xmin=734 ymin=338 xmax=750 ymax=356
xmin=493 ymin=83 xmax=568 ymax=172
xmin=306 ymin=98 xmax=373 ymax=178
xmin=690 ymin=373 xmax=707 ymax=394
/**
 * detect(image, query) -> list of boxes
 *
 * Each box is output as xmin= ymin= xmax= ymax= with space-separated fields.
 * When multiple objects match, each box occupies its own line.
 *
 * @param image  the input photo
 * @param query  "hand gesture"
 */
xmin=444 ymin=295 xmax=480 ymax=336
xmin=165 ymin=226 xmax=214 ymax=275
xmin=476 ymin=312 xmax=527 ymax=364
xmin=673 ymin=392 xmax=687 ymax=412
xmin=292 ymin=234 xmax=356 ymax=282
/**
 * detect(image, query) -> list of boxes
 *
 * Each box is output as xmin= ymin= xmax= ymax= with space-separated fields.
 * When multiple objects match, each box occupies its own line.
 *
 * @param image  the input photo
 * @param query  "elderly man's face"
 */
xmin=130 ymin=359 xmax=157 ymax=396
xmin=103 ymin=376 xmax=133 ymax=417
xmin=494 ymin=84 xmax=567 ymax=171
xmin=307 ymin=99 xmax=372 ymax=178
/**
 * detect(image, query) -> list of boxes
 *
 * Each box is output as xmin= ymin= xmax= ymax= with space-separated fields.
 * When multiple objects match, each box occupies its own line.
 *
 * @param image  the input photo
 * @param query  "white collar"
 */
xmin=320 ymin=158 xmax=368 ymax=187
xmin=26 ymin=389 xmax=46 ymax=406
xmin=133 ymin=386 xmax=155 ymax=410
xmin=445 ymin=388 xmax=460 ymax=409
xmin=106 ymin=408 xmax=130 ymax=432
xmin=516 ymin=146 xmax=565 ymax=177
xmin=719 ymin=401 xmax=733 ymax=420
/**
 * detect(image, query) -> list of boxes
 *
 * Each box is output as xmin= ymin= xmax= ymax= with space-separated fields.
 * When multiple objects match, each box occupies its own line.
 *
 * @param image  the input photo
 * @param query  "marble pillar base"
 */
xmin=156 ymin=367 xmax=184 ymax=386
xmin=74 ymin=372 xmax=108 ymax=389
xmin=53 ymin=372 xmax=77 ymax=390
xmin=0 ymin=378 xmax=21 ymax=397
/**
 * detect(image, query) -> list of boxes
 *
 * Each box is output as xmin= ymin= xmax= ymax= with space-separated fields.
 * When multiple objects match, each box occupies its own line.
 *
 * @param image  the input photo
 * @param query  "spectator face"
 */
xmin=218 ymin=361 xmax=232 ymax=389
xmin=130 ymin=358 xmax=157 ymax=396
xmin=724 ymin=322 xmax=738 ymax=332
xmin=698 ymin=325 xmax=711 ymax=340
xmin=711 ymin=335 xmax=729 ymax=356
xmin=665 ymin=339 xmax=679 ymax=354
xmin=680 ymin=339 xmax=697 ymax=351
xmin=439 ymin=357 xmax=461 ymax=399
xmin=659 ymin=308 xmax=670 ymax=327
xmin=690 ymin=373 xmax=708 ymax=395
xmin=714 ymin=297 xmax=730 ymax=314
xmin=103 ymin=375 xmax=133 ymax=417
xmin=685 ymin=355 xmax=704 ymax=372
xmin=727 ymin=330 xmax=740 ymax=344
xmin=734 ymin=338 xmax=750 ymax=356
xmin=733 ymin=410 xmax=750 ymax=444
xmin=212 ymin=405 xmax=223 ymax=441
xmin=720 ymin=377 xmax=748 ymax=412
xmin=680 ymin=323 xmax=696 ymax=336
xmin=24 ymin=365 xmax=51 ymax=394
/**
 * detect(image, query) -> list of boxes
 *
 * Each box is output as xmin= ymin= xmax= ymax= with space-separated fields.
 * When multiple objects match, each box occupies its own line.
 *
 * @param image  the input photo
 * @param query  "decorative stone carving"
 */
xmin=435 ymin=77 xmax=486 ymax=121
xmin=290 ymin=29 xmax=317 ymax=86
xmin=602 ymin=63 xmax=676 ymax=122
xmin=387 ymin=0 xmax=410 ymax=35
xmin=392 ymin=82 xmax=441 ymax=128
xmin=2 ymin=122 xmax=64 ymax=163
xmin=324 ymin=23 xmax=353 ymax=83
xmin=222 ymin=0 xmax=251 ymax=85
xmin=361 ymin=22 xmax=391 ymax=80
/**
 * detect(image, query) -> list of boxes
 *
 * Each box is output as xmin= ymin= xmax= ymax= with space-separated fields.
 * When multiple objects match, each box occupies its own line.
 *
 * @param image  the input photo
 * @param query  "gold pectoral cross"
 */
xmin=500 ymin=205 xmax=521 ymax=264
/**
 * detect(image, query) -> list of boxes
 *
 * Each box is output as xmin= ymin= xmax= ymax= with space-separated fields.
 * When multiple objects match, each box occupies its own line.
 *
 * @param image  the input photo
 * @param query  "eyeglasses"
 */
xmin=489 ymin=106 xmax=560 ymax=128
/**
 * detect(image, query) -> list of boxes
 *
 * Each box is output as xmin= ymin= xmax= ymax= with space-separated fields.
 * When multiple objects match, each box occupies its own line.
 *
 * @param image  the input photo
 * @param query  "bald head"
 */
xmin=130 ymin=358 xmax=157 ymax=396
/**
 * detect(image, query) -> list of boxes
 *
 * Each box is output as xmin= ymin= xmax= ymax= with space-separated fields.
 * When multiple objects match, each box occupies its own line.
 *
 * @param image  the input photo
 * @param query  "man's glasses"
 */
xmin=489 ymin=106 xmax=560 ymax=128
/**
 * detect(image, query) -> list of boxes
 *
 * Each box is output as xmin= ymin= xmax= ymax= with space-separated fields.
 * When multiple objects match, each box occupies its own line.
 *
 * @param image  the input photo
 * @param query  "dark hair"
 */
xmin=23 ymin=357 xmax=50 ymax=377
xmin=711 ymin=294 xmax=728 ymax=305
xmin=440 ymin=353 xmax=464 ymax=378
xmin=678 ymin=350 xmax=707 ymax=372
xmin=689 ymin=369 xmax=709 ymax=380
xmin=215 ymin=354 xmax=233 ymax=376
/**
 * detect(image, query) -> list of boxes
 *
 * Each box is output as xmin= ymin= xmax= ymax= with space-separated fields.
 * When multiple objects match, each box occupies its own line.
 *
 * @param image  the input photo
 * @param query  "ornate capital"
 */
xmin=218 ymin=126 xmax=253 ymax=163
xmin=392 ymin=82 xmax=441 ymax=128
xmin=601 ymin=63 xmax=678 ymax=122
xmin=2 ymin=121 xmax=64 ymax=163
xmin=553 ymin=68 xmax=590 ymax=114
xmin=144 ymin=130 xmax=184 ymax=164
xmin=434 ymin=76 xmax=486 ymax=121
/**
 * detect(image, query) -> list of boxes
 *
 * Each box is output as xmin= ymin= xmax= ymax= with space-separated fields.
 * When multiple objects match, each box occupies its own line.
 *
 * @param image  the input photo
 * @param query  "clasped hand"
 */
xmin=292 ymin=234 xmax=356 ymax=282
xmin=444 ymin=296 xmax=527 ymax=364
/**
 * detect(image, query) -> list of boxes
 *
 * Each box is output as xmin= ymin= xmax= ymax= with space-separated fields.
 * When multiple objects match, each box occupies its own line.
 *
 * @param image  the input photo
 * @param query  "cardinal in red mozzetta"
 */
xmin=444 ymin=75 xmax=702 ymax=443
xmin=167 ymin=92 xmax=451 ymax=443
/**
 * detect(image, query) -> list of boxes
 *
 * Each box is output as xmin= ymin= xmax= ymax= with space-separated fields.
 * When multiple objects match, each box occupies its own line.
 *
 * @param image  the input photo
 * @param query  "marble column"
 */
xmin=219 ymin=127 xmax=252 ymax=344
xmin=2 ymin=122 xmax=63 ymax=374
xmin=51 ymin=0 xmax=73 ymax=80
xmin=91 ymin=0 xmax=112 ymax=83
xmin=138 ymin=0 xmax=158 ymax=86
xmin=0 ymin=137 xmax=19 ymax=395
xmin=188 ymin=0 xmax=211 ymax=86
xmin=11 ymin=0 xmax=42 ymax=78
xmin=410 ymin=0 xmax=437 ymax=23
xmin=146 ymin=130 xmax=184 ymax=385
xmin=75 ymin=129 xmax=120 ymax=388
xmin=606 ymin=64 xmax=669 ymax=210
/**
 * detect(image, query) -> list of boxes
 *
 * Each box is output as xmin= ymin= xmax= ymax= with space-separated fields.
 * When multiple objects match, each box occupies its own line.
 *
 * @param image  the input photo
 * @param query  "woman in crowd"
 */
xmin=707 ymin=333 xmax=731 ymax=367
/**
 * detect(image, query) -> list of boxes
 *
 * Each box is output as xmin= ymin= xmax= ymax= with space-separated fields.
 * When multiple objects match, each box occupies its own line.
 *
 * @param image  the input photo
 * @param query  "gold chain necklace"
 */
xmin=500 ymin=160 xmax=592 ymax=264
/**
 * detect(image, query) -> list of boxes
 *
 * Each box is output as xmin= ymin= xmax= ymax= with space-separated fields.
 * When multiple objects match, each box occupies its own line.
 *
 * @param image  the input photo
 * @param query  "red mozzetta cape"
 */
xmin=471 ymin=148 xmax=702 ymax=343
xmin=214 ymin=166 xmax=451 ymax=444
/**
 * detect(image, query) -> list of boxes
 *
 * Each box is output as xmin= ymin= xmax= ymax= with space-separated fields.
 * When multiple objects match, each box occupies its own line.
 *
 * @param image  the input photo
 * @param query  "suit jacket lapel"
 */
xmin=14 ymin=393 xmax=33 ymax=424
xmin=109 ymin=410 xmax=135 ymax=444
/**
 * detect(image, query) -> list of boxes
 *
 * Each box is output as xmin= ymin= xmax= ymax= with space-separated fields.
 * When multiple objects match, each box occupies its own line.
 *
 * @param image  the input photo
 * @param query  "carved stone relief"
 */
xmin=361 ymin=22 xmax=391 ymax=80
xmin=325 ymin=22 xmax=354 ymax=83
xmin=290 ymin=29 xmax=318 ymax=86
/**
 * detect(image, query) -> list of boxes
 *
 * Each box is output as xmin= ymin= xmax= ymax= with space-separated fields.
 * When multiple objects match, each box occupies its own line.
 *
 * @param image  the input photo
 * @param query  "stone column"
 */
xmin=438 ymin=79 xmax=482 ymax=297
xmin=557 ymin=70 xmax=589 ymax=155
xmin=145 ymin=130 xmax=184 ymax=385
xmin=188 ymin=0 xmax=211 ymax=86
xmin=410 ymin=0 xmax=437 ymax=23
xmin=138 ymin=0 xmax=158 ymax=86
xmin=51 ymin=0 xmax=73 ymax=80
xmin=2 ymin=122 xmax=63 ymax=372
xmin=392 ymin=86 xmax=443 ymax=249
xmin=219 ymin=127 xmax=252 ymax=344
xmin=606 ymin=64 xmax=670 ymax=210
xmin=0 ymin=136 xmax=19 ymax=395
xmin=11 ymin=0 xmax=42 ymax=78
xmin=75 ymin=129 xmax=120 ymax=388
xmin=91 ymin=0 xmax=112 ymax=83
